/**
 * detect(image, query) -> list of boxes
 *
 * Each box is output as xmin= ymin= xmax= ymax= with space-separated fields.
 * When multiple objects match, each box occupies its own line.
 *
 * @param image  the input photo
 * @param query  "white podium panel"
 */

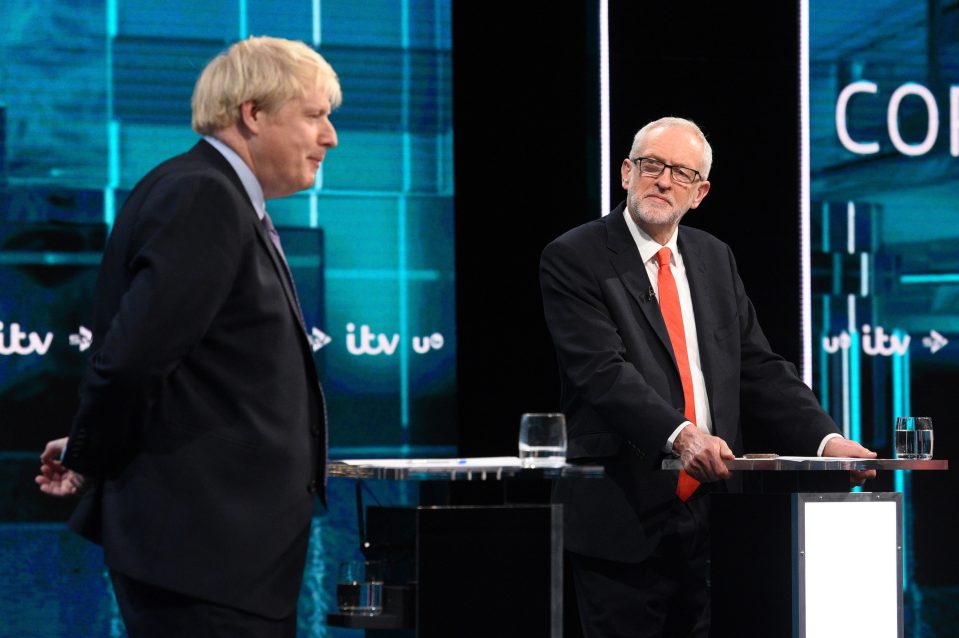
xmin=794 ymin=493 xmax=902 ymax=638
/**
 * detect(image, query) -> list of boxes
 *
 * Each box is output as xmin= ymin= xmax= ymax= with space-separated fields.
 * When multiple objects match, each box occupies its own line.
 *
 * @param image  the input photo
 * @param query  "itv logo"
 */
xmin=0 ymin=321 xmax=54 ymax=356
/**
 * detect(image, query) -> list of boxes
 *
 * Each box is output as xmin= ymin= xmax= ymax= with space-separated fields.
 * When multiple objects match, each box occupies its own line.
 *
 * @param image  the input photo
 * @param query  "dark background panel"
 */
xmin=453 ymin=1 xmax=601 ymax=457
xmin=454 ymin=1 xmax=803 ymax=458
xmin=607 ymin=2 xmax=803 ymax=373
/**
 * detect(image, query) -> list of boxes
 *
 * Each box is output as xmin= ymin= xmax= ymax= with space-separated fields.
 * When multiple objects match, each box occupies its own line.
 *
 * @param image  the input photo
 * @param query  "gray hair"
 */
xmin=629 ymin=117 xmax=712 ymax=179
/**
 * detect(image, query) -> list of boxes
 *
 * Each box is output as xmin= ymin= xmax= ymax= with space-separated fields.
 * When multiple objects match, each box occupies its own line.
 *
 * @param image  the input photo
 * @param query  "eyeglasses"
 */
xmin=629 ymin=157 xmax=702 ymax=185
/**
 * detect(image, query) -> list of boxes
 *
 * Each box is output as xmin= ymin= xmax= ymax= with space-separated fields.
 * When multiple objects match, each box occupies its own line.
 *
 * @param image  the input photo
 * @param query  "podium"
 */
xmin=329 ymin=457 xmax=946 ymax=637
xmin=326 ymin=458 xmax=603 ymax=638
xmin=657 ymin=457 xmax=948 ymax=638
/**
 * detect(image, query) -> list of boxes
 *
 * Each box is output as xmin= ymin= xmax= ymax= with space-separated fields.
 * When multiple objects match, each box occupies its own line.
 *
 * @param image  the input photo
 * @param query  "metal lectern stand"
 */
xmin=326 ymin=458 xmax=603 ymax=638
xmin=658 ymin=457 xmax=948 ymax=638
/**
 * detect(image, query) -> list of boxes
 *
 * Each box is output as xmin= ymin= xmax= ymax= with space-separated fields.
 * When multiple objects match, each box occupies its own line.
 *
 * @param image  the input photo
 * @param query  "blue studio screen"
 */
xmin=0 ymin=1 xmax=454 ymax=635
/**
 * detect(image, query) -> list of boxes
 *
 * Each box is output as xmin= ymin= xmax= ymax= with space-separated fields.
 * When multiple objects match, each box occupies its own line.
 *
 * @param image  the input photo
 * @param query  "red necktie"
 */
xmin=656 ymin=247 xmax=700 ymax=501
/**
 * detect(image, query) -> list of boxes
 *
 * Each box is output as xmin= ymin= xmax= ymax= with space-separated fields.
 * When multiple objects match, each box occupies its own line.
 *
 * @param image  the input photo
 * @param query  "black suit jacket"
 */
xmin=539 ymin=202 xmax=838 ymax=562
xmin=63 ymin=140 xmax=327 ymax=618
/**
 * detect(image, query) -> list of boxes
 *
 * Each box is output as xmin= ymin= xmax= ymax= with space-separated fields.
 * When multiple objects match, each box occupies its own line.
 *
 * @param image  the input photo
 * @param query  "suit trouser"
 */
xmin=110 ymin=570 xmax=297 ymax=638
xmin=569 ymin=493 xmax=710 ymax=638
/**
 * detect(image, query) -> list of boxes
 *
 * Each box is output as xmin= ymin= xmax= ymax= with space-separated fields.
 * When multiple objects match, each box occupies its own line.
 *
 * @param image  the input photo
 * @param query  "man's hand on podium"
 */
xmin=674 ymin=425 xmax=735 ymax=482
xmin=822 ymin=437 xmax=877 ymax=487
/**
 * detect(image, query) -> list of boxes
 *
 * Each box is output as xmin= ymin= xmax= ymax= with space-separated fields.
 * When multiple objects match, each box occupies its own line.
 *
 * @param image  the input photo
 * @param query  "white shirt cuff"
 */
xmin=817 ymin=432 xmax=844 ymax=456
xmin=665 ymin=421 xmax=694 ymax=454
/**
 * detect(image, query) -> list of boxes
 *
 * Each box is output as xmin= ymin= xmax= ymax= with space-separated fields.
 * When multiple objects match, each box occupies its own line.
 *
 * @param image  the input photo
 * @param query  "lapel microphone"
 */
xmin=645 ymin=286 xmax=656 ymax=302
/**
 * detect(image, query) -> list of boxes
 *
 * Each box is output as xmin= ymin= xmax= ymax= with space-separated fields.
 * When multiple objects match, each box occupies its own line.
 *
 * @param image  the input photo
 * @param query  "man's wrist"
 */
xmin=666 ymin=421 xmax=694 ymax=455
xmin=817 ymin=432 xmax=843 ymax=456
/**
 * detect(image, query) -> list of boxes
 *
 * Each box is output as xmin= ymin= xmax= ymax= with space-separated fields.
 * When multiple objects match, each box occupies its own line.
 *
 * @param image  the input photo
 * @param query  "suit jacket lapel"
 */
xmin=253 ymin=219 xmax=310 ymax=338
xmin=677 ymin=231 xmax=723 ymax=436
xmin=193 ymin=140 xmax=311 ymax=343
xmin=605 ymin=204 xmax=675 ymax=361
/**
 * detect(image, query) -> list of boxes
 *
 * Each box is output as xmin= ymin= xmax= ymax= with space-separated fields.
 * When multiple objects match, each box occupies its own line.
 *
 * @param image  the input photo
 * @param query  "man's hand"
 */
xmin=35 ymin=437 xmax=86 ymax=497
xmin=823 ymin=437 xmax=877 ymax=487
xmin=674 ymin=424 xmax=735 ymax=482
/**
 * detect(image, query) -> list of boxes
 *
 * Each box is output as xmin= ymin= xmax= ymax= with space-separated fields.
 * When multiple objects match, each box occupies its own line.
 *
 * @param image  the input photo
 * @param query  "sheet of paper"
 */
xmin=340 ymin=456 xmax=523 ymax=469
xmin=768 ymin=456 xmax=869 ymax=462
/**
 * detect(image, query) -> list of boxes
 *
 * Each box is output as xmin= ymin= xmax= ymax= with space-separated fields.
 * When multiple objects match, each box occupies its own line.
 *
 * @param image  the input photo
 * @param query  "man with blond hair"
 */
xmin=36 ymin=36 xmax=339 ymax=637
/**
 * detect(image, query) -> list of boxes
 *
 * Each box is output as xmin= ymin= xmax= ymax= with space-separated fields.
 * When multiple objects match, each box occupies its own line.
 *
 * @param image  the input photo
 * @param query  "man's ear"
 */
xmin=239 ymin=100 xmax=261 ymax=133
xmin=620 ymin=158 xmax=633 ymax=190
xmin=689 ymin=180 xmax=711 ymax=209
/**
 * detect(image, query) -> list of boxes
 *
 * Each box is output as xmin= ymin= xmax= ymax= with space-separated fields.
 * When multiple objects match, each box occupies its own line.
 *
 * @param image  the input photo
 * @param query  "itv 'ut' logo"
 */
xmin=345 ymin=323 xmax=445 ymax=356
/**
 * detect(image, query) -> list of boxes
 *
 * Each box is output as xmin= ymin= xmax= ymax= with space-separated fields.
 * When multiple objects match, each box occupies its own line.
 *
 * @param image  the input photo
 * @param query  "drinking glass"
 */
xmin=336 ymin=560 xmax=384 ymax=615
xmin=895 ymin=416 xmax=934 ymax=460
xmin=518 ymin=413 xmax=567 ymax=468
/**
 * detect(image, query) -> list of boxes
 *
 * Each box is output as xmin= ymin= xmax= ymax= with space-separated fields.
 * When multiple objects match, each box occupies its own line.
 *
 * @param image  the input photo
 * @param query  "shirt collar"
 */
xmin=204 ymin=135 xmax=266 ymax=220
xmin=623 ymin=208 xmax=681 ymax=266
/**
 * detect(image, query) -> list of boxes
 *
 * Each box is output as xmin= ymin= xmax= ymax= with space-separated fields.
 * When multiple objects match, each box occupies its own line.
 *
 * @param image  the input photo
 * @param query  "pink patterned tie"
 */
xmin=261 ymin=211 xmax=308 ymax=335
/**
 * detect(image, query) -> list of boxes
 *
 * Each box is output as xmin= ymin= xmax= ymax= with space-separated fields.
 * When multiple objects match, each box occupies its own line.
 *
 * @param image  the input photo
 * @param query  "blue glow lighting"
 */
xmin=329 ymin=445 xmax=457 ymax=459
xmin=899 ymin=273 xmax=959 ymax=284
xmin=892 ymin=332 xmax=910 ymax=591
xmin=849 ymin=330 xmax=861 ymax=443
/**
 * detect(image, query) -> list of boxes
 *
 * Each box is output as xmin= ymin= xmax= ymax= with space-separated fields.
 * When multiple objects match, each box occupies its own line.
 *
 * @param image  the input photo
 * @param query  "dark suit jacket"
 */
xmin=539 ymin=202 xmax=838 ymax=563
xmin=63 ymin=140 xmax=327 ymax=618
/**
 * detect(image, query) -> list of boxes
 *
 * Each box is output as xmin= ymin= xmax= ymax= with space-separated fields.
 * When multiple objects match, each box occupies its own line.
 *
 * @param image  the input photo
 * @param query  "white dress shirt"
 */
xmin=623 ymin=214 xmax=840 ymax=457
xmin=623 ymin=214 xmax=712 ymax=452
xmin=204 ymin=135 xmax=267 ymax=221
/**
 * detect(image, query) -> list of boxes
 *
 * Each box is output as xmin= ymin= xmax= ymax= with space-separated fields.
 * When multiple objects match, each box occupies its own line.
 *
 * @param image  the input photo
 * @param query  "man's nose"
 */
xmin=654 ymin=168 xmax=672 ymax=188
xmin=320 ymin=120 xmax=338 ymax=148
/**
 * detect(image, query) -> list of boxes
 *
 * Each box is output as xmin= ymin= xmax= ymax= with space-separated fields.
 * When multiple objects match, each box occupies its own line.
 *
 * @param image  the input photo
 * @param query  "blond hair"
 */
xmin=192 ymin=36 xmax=342 ymax=135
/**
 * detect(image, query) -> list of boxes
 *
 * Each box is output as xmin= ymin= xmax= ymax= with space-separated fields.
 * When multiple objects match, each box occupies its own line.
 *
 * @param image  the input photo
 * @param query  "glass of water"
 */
xmin=519 ymin=413 xmax=567 ymax=468
xmin=895 ymin=416 xmax=934 ymax=460
xmin=336 ymin=560 xmax=384 ymax=615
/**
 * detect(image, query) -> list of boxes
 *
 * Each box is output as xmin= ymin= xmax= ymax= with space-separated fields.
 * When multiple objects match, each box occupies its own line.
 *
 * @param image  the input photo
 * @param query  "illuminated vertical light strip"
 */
xmin=398 ymin=0 xmax=412 ymax=441
xmin=904 ymin=340 xmax=913 ymax=595
xmin=434 ymin=0 xmax=446 ymax=194
xmin=309 ymin=0 xmax=322 ymax=229
xmin=840 ymin=336 xmax=850 ymax=438
xmin=860 ymin=252 xmax=869 ymax=297
xmin=846 ymin=201 xmax=861 ymax=443
xmin=819 ymin=201 xmax=830 ymax=410
xmin=848 ymin=294 xmax=860 ymax=441
xmin=599 ymin=0 xmax=610 ymax=217
xmin=104 ymin=0 xmax=118 ymax=230
xmin=847 ymin=201 xmax=855 ymax=254
xmin=800 ymin=0 xmax=812 ymax=385
xmin=238 ymin=0 xmax=248 ymax=38
xmin=840 ymin=294 xmax=857 ymax=439
xmin=819 ymin=296 xmax=829 ymax=411
xmin=892 ymin=335 xmax=909 ymax=591
xmin=903 ymin=332 xmax=911 ymax=416
xmin=107 ymin=122 xmax=120 ymax=230
xmin=821 ymin=201 xmax=829 ymax=252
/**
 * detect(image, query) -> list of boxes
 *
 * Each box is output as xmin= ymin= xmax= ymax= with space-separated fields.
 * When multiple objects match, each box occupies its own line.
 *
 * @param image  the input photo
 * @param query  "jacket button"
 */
xmin=310 ymin=425 xmax=320 ymax=437
xmin=306 ymin=481 xmax=317 ymax=494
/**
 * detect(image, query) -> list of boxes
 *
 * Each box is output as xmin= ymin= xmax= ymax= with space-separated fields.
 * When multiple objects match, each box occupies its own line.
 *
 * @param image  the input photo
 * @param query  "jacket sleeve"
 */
xmin=724 ymin=244 xmax=841 ymax=454
xmin=539 ymin=235 xmax=687 ymax=465
xmin=64 ymin=171 xmax=251 ymax=476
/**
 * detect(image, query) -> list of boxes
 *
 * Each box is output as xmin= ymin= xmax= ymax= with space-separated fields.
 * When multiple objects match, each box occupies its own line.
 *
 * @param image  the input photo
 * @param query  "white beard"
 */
xmin=627 ymin=190 xmax=685 ymax=229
